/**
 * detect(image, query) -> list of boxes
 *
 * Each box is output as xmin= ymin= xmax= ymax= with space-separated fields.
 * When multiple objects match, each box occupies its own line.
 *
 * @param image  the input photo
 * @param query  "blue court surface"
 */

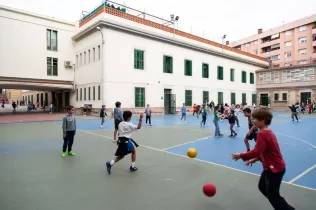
xmin=59 ymin=111 xmax=316 ymax=190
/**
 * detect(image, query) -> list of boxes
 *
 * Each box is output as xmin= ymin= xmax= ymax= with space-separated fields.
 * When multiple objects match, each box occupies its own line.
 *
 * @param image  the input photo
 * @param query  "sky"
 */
xmin=1 ymin=0 xmax=316 ymax=43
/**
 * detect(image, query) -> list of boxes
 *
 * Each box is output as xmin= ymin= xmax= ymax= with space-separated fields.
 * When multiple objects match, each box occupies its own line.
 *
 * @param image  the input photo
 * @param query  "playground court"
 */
xmin=0 ymin=112 xmax=316 ymax=210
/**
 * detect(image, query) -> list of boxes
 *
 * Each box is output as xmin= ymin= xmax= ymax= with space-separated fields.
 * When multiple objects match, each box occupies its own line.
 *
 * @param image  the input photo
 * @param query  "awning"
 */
xmin=271 ymin=33 xmax=280 ymax=39
xmin=271 ymin=44 xmax=280 ymax=49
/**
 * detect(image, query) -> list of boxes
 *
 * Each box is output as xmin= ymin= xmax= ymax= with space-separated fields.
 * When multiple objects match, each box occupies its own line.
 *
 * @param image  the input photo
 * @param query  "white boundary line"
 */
xmin=161 ymin=135 xmax=214 ymax=151
xmin=275 ymin=132 xmax=316 ymax=149
xmin=289 ymin=164 xmax=316 ymax=183
xmin=53 ymin=123 xmax=316 ymax=192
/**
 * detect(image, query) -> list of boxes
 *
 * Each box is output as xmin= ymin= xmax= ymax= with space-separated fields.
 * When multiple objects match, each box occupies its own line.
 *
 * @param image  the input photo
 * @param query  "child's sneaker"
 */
xmin=228 ymin=135 xmax=233 ymax=138
xmin=130 ymin=166 xmax=138 ymax=172
xmin=61 ymin=152 xmax=66 ymax=157
xmin=100 ymin=125 xmax=103 ymax=128
xmin=106 ymin=161 xmax=112 ymax=174
xmin=68 ymin=151 xmax=76 ymax=156
xmin=233 ymin=134 xmax=237 ymax=138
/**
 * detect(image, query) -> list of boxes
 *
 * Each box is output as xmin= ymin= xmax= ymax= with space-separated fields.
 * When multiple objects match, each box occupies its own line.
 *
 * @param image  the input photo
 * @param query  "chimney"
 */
xmin=258 ymin=28 xmax=263 ymax=34
xmin=226 ymin=40 xmax=230 ymax=45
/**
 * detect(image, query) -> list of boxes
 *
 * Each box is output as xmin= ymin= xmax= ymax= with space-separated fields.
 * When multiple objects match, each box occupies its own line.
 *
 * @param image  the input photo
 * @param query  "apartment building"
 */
xmin=231 ymin=14 xmax=316 ymax=67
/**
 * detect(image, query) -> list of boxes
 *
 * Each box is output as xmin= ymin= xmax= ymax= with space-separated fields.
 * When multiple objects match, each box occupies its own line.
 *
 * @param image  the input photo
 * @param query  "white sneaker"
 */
xmin=100 ymin=125 xmax=103 ymax=128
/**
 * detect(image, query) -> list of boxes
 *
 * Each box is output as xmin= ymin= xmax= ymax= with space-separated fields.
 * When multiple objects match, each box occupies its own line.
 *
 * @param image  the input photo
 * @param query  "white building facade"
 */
xmin=0 ymin=2 xmax=269 ymax=113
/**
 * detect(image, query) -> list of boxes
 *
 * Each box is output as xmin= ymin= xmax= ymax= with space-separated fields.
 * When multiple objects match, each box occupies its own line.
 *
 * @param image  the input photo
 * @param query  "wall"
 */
xmin=5 ymin=89 xmax=21 ymax=101
xmin=0 ymin=7 xmax=75 ymax=81
xmin=103 ymin=28 xmax=260 ymax=109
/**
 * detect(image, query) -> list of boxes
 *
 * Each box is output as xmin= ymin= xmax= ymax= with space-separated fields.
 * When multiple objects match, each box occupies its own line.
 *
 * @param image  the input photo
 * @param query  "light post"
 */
xmin=96 ymin=27 xmax=105 ymax=106
xmin=221 ymin=34 xmax=226 ymax=52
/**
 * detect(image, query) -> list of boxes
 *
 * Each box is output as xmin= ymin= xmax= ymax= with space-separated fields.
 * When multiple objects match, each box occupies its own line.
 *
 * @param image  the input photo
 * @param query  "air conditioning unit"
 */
xmin=64 ymin=61 xmax=72 ymax=67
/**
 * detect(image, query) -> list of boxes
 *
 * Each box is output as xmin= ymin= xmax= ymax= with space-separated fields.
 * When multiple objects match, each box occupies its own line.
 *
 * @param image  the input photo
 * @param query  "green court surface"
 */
xmin=0 ymin=121 xmax=315 ymax=210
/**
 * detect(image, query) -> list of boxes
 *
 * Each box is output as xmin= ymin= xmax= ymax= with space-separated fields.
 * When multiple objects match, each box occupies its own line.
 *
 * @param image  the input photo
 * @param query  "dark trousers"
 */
xmin=291 ymin=113 xmax=298 ymax=121
xmin=146 ymin=115 xmax=151 ymax=125
xmin=193 ymin=111 xmax=197 ymax=115
xmin=201 ymin=115 xmax=206 ymax=125
xmin=63 ymin=131 xmax=75 ymax=152
xmin=230 ymin=123 xmax=237 ymax=135
xmin=258 ymin=169 xmax=295 ymax=210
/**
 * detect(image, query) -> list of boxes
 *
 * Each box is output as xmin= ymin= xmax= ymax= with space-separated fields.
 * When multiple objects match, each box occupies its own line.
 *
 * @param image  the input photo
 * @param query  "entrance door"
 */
xmin=300 ymin=92 xmax=311 ymax=104
xmin=260 ymin=94 xmax=269 ymax=106
xmin=164 ymin=89 xmax=171 ymax=114
xmin=65 ymin=92 xmax=70 ymax=107
xmin=40 ymin=93 xmax=43 ymax=106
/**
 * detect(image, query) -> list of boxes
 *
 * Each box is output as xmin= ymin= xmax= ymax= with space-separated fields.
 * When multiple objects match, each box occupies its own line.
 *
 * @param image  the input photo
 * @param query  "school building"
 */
xmin=0 ymin=1 xmax=268 ymax=113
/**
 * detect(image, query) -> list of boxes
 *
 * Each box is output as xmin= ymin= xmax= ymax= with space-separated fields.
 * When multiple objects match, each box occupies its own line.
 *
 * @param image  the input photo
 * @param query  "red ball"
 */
xmin=203 ymin=183 xmax=216 ymax=197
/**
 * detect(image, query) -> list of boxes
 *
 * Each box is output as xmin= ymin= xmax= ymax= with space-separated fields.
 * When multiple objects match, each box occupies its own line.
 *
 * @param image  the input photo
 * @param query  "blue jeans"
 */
xmin=213 ymin=119 xmax=221 ymax=136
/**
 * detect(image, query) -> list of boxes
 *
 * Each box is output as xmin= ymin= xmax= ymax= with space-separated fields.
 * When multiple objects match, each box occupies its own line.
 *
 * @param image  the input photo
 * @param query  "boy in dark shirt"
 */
xmin=288 ymin=105 xmax=298 ymax=122
xmin=243 ymin=108 xmax=259 ymax=151
xmin=113 ymin=102 xmax=123 ymax=142
xmin=227 ymin=110 xmax=237 ymax=137
xmin=232 ymin=107 xmax=294 ymax=210
xmin=100 ymin=105 xmax=107 ymax=128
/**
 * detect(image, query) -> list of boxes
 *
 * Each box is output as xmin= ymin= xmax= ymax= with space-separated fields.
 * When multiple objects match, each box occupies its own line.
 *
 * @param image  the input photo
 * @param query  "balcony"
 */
xmin=260 ymin=38 xmax=280 ymax=48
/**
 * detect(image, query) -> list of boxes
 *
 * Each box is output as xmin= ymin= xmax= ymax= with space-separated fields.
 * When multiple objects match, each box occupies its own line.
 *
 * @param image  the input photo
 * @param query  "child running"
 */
xmin=100 ymin=105 xmax=107 ymax=128
xmin=288 ymin=105 xmax=299 ymax=122
xmin=227 ymin=110 xmax=237 ymax=137
xmin=196 ymin=104 xmax=201 ymax=118
xmin=180 ymin=103 xmax=186 ymax=123
xmin=200 ymin=103 xmax=207 ymax=128
xmin=193 ymin=103 xmax=197 ymax=116
xmin=213 ymin=106 xmax=224 ymax=137
xmin=145 ymin=104 xmax=152 ymax=126
xmin=106 ymin=111 xmax=143 ymax=174
xmin=243 ymin=108 xmax=259 ymax=151
xmin=232 ymin=107 xmax=295 ymax=210
xmin=61 ymin=105 xmax=76 ymax=157
xmin=113 ymin=101 xmax=123 ymax=142
xmin=234 ymin=104 xmax=241 ymax=127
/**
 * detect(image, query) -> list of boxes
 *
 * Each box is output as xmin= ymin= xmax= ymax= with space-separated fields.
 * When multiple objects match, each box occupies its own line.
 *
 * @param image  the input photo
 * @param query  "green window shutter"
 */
xmin=184 ymin=60 xmax=186 ymax=75
xmin=250 ymin=73 xmax=254 ymax=84
xmin=242 ymin=71 xmax=247 ymax=83
xmin=252 ymin=94 xmax=257 ymax=104
xmin=217 ymin=66 xmax=223 ymax=80
xmin=230 ymin=69 xmax=234 ymax=81
xmin=163 ymin=56 xmax=166 ymax=73
xmin=202 ymin=64 xmax=205 ymax=78
xmin=170 ymin=57 xmax=173 ymax=73
xmin=218 ymin=92 xmax=223 ymax=104
xmin=135 ymin=87 xmax=145 ymax=107
xmin=242 ymin=93 xmax=246 ymax=104
xmin=134 ymin=50 xmax=137 ymax=69
xmin=190 ymin=61 xmax=192 ymax=76
xmin=203 ymin=91 xmax=209 ymax=102
xmin=141 ymin=88 xmax=145 ymax=107
xmin=98 ymin=86 xmax=101 ymax=100
xmin=231 ymin=93 xmax=236 ymax=105
xmin=135 ymin=88 xmax=140 ymax=107
xmin=185 ymin=90 xmax=192 ymax=106
xmin=80 ymin=88 xmax=82 ymax=101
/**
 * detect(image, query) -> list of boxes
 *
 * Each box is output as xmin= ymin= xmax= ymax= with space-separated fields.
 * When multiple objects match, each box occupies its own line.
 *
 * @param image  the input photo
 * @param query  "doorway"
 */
xmin=260 ymin=94 xmax=269 ymax=106
xmin=164 ymin=89 xmax=176 ymax=114
xmin=65 ymin=92 xmax=70 ymax=107
xmin=300 ymin=92 xmax=311 ymax=104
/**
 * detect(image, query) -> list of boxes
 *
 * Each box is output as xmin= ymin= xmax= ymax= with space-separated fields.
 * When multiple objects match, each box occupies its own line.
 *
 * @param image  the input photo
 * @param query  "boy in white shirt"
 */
xmin=106 ymin=111 xmax=143 ymax=174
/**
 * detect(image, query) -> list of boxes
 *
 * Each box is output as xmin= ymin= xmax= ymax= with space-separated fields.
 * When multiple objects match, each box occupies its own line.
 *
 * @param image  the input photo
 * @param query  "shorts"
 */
xmin=182 ymin=113 xmax=186 ymax=117
xmin=114 ymin=119 xmax=122 ymax=130
xmin=115 ymin=137 xmax=139 ymax=157
xmin=245 ymin=131 xmax=257 ymax=141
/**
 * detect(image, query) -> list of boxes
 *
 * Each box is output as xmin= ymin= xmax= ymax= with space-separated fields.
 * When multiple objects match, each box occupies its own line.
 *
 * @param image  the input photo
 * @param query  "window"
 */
xmin=88 ymin=87 xmax=91 ymax=100
xmin=299 ymin=25 xmax=306 ymax=32
xmin=134 ymin=49 xmax=144 ymax=70
xmin=84 ymin=88 xmax=86 ymax=100
xmin=298 ymin=60 xmax=307 ymax=65
xmin=98 ymin=86 xmax=101 ymax=100
xmin=259 ymin=71 xmax=279 ymax=84
xmin=80 ymin=53 xmax=82 ymax=66
xmin=80 ymin=88 xmax=82 ymax=101
xmin=242 ymin=93 xmax=246 ymax=104
xmin=98 ymin=45 xmax=101 ymax=60
xmin=84 ymin=52 xmax=86 ymax=65
xmin=184 ymin=59 xmax=192 ymax=76
xmin=218 ymin=92 xmax=223 ymax=104
xmin=270 ymin=54 xmax=280 ymax=60
xmin=93 ymin=86 xmax=95 ymax=100
xmin=274 ymin=93 xmax=279 ymax=101
xmin=245 ymin=43 xmax=250 ymax=48
xmin=185 ymin=90 xmax=192 ymax=106
xmin=282 ymin=68 xmax=314 ymax=82
xmin=250 ymin=73 xmax=254 ymax=84
xmin=88 ymin=50 xmax=90 ymax=63
xmin=299 ymin=37 xmax=307 ymax=44
xmin=76 ymin=55 xmax=78 ymax=66
xmin=252 ymin=94 xmax=257 ymax=105
xmin=230 ymin=69 xmax=234 ymax=81
xmin=93 ymin=48 xmax=95 ymax=62
xmin=202 ymin=63 xmax=209 ymax=78
xmin=285 ymin=30 xmax=292 ymax=36
xmin=203 ymin=91 xmax=209 ymax=103
xmin=285 ymin=52 xmax=292 ymax=58
xmin=285 ymin=41 xmax=292 ymax=47
xmin=242 ymin=71 xmax=247 ymax=83
xmin=285 ymin=63 xmax=292 ymax=67
xmin=135 ymin=87 xmax=145 ymax=107
xmin=47 ymin=29 xmax=57 ymax=51
xmin=47 ymin=57 xmax=58 ymax=76
xmin=299 ymin=49 xmax=307 ymax=55
xmin=231 ymin=92 xmax=236 ymax=105
xmin=217 ymin=66 xmax=224 ymax=80
xmin=163 ymin=55 xmax=173 ymax=73
xmin=282 ymin=93 xmax=287 ymax=101
xmin=254 ymin=40 xmax=258 ymax=45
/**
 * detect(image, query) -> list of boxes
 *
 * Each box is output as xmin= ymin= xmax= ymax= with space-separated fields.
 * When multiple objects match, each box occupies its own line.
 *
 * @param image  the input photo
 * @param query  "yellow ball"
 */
xmin=187 ymin=148 xmax=197 ymax=158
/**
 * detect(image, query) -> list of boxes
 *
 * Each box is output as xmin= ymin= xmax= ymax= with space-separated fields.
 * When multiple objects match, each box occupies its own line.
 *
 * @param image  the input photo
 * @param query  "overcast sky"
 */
xmin=1 ymin=0 xmax=315 ymax=43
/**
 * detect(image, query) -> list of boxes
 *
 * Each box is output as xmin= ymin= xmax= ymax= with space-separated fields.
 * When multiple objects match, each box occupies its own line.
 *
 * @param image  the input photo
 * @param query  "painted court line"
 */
xmin=53 ymin=123 xmax=316 ymax=192
xmin=161 ymin=135 xmax=214 ymax=151
xmin=275 ymin=132 xmax=316 ymax=149
xmin=289 ymin=163 xmax=316 ymax=183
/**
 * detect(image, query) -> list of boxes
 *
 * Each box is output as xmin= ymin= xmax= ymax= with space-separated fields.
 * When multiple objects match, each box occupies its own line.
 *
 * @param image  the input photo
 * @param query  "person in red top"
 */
xmin=232 ymin=107 xmax=294 ymax=210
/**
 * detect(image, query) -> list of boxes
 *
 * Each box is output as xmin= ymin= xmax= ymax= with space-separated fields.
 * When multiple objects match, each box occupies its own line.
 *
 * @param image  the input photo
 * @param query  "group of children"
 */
xmin=61 ymin=102 xmax=294 ymax=210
